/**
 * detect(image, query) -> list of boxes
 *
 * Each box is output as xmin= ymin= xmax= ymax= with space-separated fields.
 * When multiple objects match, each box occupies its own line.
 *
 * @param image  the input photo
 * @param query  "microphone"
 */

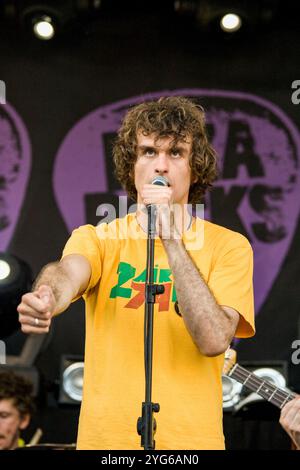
xmin=151 ymin=175 xmax=170 ymax=187
xmin=146 ymin=176 xmax=170 ymax=218
xmin=147 ymin=176 xmax=169 ymax=209
xmin=146 ymin=175 xmax=170 ymax=228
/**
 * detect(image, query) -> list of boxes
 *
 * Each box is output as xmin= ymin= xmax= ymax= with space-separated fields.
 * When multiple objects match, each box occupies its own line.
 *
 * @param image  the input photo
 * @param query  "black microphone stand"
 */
xmin=137 ymin=205 xmax=164 ymax=449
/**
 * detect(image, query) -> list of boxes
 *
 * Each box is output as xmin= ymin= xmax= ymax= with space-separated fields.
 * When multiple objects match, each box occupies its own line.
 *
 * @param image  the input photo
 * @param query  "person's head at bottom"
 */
xmin=0 ymin=370 xmax=34 ymax=450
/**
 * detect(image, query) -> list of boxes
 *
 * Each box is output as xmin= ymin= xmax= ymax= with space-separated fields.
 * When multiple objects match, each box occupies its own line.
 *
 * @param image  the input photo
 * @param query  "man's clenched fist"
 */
xmin=17 ymin=285 xmax=56 ymax=334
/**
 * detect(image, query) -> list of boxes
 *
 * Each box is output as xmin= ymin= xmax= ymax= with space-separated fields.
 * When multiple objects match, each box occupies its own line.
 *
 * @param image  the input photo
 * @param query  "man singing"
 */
xmin=17 ymin=96 xmax=255 ymax=449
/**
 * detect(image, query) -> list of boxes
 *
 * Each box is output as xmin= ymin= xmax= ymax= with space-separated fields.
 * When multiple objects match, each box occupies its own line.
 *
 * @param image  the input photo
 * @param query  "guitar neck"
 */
xmin=229 ymin=363 xmax=296 ymax=409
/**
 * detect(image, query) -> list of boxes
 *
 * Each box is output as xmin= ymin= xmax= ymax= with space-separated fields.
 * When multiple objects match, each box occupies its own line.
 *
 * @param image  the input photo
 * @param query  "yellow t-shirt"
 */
xmin=18 ymin=438 xmax=25 ymax=448
xmin=61 ymin=213 xmax=255 ymax=450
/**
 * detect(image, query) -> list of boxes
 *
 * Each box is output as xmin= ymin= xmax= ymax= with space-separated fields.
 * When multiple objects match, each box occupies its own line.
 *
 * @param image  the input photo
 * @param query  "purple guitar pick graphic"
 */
xmin=0 ymin=103 xmax=31 ymax=251
xmin=53 ymin=90 xmax=300 ymax=314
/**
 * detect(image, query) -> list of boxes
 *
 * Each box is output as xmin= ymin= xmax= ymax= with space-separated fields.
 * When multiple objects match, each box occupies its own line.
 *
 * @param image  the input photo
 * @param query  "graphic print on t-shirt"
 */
xmin=109 ymin=261 xmax=177 ymax=311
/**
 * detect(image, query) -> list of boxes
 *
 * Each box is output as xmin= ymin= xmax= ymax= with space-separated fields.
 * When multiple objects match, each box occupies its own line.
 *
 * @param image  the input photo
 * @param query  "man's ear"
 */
xmin=19 ymin=413 xmax=30 ymax=430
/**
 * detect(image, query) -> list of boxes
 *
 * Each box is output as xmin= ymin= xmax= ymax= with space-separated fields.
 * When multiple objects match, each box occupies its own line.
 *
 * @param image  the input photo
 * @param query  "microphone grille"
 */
xmin=151 ymin=176 xmax=169 ymax=186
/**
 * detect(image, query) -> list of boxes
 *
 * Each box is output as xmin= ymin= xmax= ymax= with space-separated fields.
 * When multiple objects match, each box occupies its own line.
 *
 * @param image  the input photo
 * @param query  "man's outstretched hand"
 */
xmin=17 ymin=285 xmax=56 ymax=334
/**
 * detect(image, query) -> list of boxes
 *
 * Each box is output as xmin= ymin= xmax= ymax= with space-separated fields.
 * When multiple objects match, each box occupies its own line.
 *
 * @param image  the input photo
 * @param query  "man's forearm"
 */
xmin=162 ymin=239 xmax=235 ymax=356
xmin=33 ymin=262 xmax=77 ymax=315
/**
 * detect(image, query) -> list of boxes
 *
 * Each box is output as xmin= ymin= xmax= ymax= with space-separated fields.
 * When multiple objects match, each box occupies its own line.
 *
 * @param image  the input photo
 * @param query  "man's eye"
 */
xmin=144 ymin=149 xmax=155 ymax=157
xmin=171 ymin=150 xmax=181 ymax=158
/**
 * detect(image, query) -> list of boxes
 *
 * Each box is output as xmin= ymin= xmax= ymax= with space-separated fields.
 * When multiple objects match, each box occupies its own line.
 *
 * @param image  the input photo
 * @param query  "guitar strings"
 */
xmin=231 ymin=365 xmax=289 ymax=399
xmin=229 ymin=365 xmax=296 ymax=408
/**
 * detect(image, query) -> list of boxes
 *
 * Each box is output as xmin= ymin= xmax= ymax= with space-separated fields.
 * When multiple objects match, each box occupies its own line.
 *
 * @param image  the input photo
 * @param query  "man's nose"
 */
xmin=154 ymin=152 xmax=169 ymax=174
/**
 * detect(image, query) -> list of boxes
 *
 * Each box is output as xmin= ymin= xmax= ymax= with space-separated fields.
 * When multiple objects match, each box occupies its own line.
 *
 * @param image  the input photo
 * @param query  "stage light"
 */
xmin=0 ymin=260 xmax=11 ymax=281
xmin=13 ymin=1 xmax=104 ymax=41
xmin=174 ymin=0 xmax=278 ymax=34
xmin=33 ymin=16 xmax=55 ymax=40
xmin=220 ymin=13 xmax=242 ymax=32
xmin=59 ymin=355 xmax=84 ymax=404
xmin=0 ymin=253 xmax=32 ymax=339
xmin=63 ymin=362 xmax=84 ymax=401
xmin=19 ymin=3 xmax=66 ymax=41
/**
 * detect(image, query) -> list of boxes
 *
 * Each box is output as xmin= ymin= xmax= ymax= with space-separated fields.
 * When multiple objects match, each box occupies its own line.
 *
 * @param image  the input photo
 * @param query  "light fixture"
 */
xmin=33 ymin=15 xmax=55 ymax=40
xmin=220 ymin=13 xmax=242 ymax=33
xmin=174 ymin=0 xmax=279 ymax=34
xmin=0 ymin=260 xmax=11 ymax=281
xmin=0 ymin=253 xmax=32 ymax=339
xmin=17 ymin=3 xmax=62 ymax=41
xmin=13 ymin=1 xmax=104 ymax=41
xmin=63 ymin=362 xmax=84 ymax=402
xmin=59 ymin=355 xmax=84 ymax=404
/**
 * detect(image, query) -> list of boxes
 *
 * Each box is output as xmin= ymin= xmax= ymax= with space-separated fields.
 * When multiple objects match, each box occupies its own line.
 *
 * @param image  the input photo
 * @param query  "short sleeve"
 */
xmin=208 ymin=235 xmax=255 ymax=338
xmin=61 ymin=224 xmax=103 ymax=296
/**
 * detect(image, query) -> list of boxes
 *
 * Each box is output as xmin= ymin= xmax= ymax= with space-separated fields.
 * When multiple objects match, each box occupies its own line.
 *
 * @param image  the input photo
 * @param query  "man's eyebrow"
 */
xmin=170 ymin=144 xmax=189 ymax=151
xmin=137 ymin=142 xmax=190 ymax=153
xmin=137 ymin=145 xmax=156 ymax=151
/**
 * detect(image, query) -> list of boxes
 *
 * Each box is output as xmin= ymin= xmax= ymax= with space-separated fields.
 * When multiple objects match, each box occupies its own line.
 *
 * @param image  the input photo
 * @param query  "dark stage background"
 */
xmin=0 ymin=1 xmax=300 ymax=449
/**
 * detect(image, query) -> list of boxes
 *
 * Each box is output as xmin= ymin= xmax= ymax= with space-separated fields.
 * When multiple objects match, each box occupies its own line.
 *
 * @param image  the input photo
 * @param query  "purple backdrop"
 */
xmin=0 ymin=102 xmax=31 ymax=251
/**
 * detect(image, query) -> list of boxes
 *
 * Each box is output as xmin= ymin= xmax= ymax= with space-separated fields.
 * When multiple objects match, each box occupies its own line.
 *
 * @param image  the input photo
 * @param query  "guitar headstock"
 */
xmin=223 ymin=348 xmax=237 ymax=375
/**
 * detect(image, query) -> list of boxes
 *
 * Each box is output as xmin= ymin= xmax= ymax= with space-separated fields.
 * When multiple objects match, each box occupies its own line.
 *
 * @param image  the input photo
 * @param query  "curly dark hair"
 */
xmin=0 ymin=370 xmax=34 ymax=417
xmin=113 ymin=96 xmax=217 ymax=205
